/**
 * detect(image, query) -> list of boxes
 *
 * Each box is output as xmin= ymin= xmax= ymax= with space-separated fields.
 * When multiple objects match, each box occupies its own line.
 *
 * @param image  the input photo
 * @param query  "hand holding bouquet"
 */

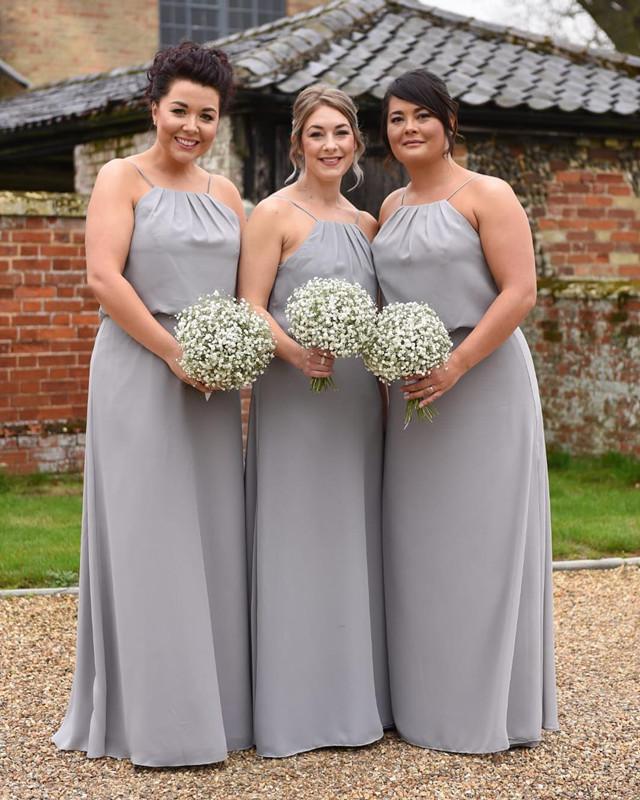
xmin=175 ymin=291 xmax=275 ymax=392
xmin=285 ymin=277 xmax=377 ymax=392
xmin=363 ymin=301 xmax=452 ymax=426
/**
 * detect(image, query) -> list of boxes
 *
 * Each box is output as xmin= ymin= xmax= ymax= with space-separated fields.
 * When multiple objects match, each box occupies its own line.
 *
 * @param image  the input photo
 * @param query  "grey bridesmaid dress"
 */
xmin=372 ymin=178 xmax=559 ymax=754
xmin=52 ymin=165 xmax=253 ymax=766
xmin=245 ymin=198 xmax=392 ymax=758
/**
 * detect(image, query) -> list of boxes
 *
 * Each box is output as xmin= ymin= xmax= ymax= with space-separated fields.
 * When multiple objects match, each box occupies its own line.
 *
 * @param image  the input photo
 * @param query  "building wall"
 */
xmin=0 ymin=131 xmax=639 ymax=472
xmin=287 ymin=0 xmax=322 ymax=13
xmin=74 ymin=117 xmax=244 ymax=195
xmin=0 ymin=1 xmax=318 ymax=90
xmin=0 ymin=1 xmax=158 ymax=87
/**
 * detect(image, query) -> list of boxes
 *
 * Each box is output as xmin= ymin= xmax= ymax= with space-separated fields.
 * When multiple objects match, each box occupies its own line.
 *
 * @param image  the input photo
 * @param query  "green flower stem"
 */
xmin=404 ymin=397 xmax=438 ymax=427
xmin=310 ymin=376 xmax=337 ymax=392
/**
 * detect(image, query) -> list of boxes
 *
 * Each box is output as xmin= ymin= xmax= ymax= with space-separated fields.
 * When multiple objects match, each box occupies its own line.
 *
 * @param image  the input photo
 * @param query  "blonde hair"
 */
xmin=287 ymin=83 xmax=365 ymax=189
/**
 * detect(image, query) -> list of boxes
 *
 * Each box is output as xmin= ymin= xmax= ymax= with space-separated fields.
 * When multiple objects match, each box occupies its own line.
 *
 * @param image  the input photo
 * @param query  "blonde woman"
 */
xmin=239 ymin=84 xmax=392 ymax=757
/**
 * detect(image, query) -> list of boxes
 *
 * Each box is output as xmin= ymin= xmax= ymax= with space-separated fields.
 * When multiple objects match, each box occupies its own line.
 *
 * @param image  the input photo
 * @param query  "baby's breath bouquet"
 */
xmin=363 ymin=301 xmax=452 ymax=426
xmin=175 ymin=291 xmax=275 ymax=391
xmin=285 ymin=277 xmax=377 ymax=392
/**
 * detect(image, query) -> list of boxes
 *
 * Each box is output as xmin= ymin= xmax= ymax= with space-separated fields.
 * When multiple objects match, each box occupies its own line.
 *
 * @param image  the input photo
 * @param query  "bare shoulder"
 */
xmin=88 ymin=158 xmax=141 ymax=210
xmin=378 ymin=187 xmax=405 ymax=225
xmin=210 ymin=173 xmax=244 ymax=218
xmin=95 ymin=158 xmax=138 ymax=189
xmin=357 ymin=210 xmax=378 ymax=241
xmin=470 ymin=174 xmax=519 ymax=206
xmin=243 ymin=194 xmax=293 ymax=238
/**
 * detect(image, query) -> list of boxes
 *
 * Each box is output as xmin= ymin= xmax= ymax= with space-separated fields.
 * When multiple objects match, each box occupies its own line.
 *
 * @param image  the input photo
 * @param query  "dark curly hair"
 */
xmin=381 ymin=69 xmax=459 ymax=158
xmin=145 ymin=41 xmax=235 ymax=114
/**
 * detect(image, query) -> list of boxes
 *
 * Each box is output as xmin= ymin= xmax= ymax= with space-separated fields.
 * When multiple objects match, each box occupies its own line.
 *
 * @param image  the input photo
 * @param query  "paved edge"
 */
xmin=1 ymin=558 xmax=639 ymax=598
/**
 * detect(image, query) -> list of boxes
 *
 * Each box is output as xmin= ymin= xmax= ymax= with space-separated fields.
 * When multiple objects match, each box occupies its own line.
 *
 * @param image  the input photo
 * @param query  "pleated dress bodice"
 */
xmin=122 ymin=186 xmax=240 ymax=314
xmin=268 ymin=220 xmax=378 ymax=332
xmin=372 ymin=200 xmax=497 ymax=332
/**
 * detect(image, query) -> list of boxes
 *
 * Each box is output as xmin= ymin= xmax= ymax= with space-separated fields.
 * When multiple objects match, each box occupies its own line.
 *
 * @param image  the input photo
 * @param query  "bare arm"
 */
xmin=86 ymin=160 xmax=206 ymax=390
xmin=405 ymin=179 xmax=537 ymax=406
xmin=237 ymin=200 xmax=333 ymax=379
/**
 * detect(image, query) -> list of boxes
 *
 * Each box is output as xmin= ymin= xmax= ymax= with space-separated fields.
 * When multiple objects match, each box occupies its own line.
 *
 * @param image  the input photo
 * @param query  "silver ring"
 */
xmin=320 ymin=356 xmax=326 ymax=366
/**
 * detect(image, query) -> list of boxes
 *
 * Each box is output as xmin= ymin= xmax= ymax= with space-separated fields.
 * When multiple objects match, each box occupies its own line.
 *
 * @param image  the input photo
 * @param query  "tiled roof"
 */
xmin=1 ymin=0 xmax=639 ymax=135
xmin=0 ymin=58 xmax=30 ymax=89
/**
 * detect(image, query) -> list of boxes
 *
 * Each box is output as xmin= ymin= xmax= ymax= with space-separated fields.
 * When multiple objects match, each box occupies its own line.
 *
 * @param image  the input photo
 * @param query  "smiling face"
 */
xmin=297 ymin=104 xmax=356 ymax=181
xmin=386 ymin=96 xmax=449 ymax=167
xmin=152 ymin=79 xmax=220 ymax=163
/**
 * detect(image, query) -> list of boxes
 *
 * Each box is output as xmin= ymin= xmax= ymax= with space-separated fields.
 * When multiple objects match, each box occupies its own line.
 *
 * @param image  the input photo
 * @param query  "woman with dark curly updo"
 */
xmin=52 ymin=42 xmax=252 ymax=766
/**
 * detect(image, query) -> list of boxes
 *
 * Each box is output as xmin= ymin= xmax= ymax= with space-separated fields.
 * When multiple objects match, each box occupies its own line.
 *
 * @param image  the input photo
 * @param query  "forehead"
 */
xmin=304 ymin=104 xmax=352 ymax=129
xmin=387 ymin=96 xmax=428 ymax=114
xmin=162 ymin=79 xmax=220 ymax=108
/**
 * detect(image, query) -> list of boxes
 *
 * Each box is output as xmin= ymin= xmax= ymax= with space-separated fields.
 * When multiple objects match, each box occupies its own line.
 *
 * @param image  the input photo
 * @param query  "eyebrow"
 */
xmin=169 ymin=100 xmax=217 ymax=112
xmin=307 ymin=123 xmax=351 ymax=130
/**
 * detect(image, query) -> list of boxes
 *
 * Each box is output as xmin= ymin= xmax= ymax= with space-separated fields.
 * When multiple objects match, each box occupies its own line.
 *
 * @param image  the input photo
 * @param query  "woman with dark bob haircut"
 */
xmin=52 ymin=42 xmax=252 ymax=767
xmin=372 ymin=69 xmax=559 ymax=753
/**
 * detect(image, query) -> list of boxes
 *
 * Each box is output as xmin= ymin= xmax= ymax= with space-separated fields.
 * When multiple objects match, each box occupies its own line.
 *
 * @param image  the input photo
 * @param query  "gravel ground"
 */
xmin=1 ymin=568 xmax=639 ymax=800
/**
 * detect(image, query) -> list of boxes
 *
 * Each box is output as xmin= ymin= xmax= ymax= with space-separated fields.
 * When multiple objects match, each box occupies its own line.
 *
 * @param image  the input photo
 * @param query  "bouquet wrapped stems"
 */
xmin=285 ymin=277 xmax=378 ymax=393
xmin=363 ymin=301 xmax=452 ymax=427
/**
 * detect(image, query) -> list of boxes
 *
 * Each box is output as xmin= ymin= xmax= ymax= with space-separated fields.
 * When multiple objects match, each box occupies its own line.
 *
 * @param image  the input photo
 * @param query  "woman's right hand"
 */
xmin=163 ymin=340 xmax=212 ymax=394
xmin=296 ymin=346 xmax=335 ymax=379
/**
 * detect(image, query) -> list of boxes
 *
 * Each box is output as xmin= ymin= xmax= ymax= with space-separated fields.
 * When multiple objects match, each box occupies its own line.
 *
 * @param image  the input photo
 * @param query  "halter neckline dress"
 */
xmin=52 ymin=164 xmax=253 ymax=767
xmin=245 ymin=197 xmax=392 ymax=758
xmin=372 ymin=177 xmax=558 ymax=754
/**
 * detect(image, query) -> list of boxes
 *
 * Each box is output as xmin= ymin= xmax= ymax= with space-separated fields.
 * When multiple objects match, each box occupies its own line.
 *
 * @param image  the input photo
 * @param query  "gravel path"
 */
xmin=1 ymin=568 xmax=638 ymax=800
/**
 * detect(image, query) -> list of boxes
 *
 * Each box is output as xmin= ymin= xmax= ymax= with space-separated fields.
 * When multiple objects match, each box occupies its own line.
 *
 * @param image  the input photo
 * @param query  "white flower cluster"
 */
xmin=363 ymin=301 xmax=452 ymax=424
xmin=285 ymin=277 xmax=377 ymax=391
xmin=175 ymin=291 xmax=275 ymax=390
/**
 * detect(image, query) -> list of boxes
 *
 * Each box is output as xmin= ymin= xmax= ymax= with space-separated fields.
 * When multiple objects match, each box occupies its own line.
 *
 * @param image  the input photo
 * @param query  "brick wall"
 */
xmin=0 ymin=0 xmax=158 ymax=87
xmin=1 ymin=131 xmax=639 ymax=472
xmin=0 ymin=193 xmax=92 ymax=472
xmin=287 ymin=0 xmax=322 ymax=14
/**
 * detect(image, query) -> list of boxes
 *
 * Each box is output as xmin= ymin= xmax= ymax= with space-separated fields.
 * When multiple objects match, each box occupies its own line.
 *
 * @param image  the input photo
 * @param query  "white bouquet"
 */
xmin=363 ymin=301 xmax=452 ymax=425
xmin=175 ymin=291 xmax=275 ymax=391
xmin=285 ymin=277 xmax=377 ymax=392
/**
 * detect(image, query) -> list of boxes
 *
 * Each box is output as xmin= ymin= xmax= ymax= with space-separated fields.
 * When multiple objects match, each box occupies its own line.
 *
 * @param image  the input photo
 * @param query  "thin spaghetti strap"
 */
xmin=446 ymin=175 xmax=480 ymax=201
xmin=353 ymin=209 xmax=361 ymax=224
xmin=130 ymin=161 xmax=154 ymax=188
xmin=206 ymin=174 xmax=212 ymax=195
xmin=273 ymin=194 xmax=319 ymax=222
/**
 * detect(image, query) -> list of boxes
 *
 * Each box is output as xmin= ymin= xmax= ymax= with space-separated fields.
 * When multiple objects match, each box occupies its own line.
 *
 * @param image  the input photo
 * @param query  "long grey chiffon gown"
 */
xmin=245 ymin=199 xmax=392 ymax=758
xmin=372 ymin=179 xmax=559 ymax=754
xmin=52 ymin=167 xmax=253 ymax=767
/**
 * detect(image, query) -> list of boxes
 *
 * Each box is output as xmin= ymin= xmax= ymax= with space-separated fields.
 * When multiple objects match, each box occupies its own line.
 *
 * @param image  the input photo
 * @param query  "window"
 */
xmin=160 ymin=0 xmax=287 ymax=46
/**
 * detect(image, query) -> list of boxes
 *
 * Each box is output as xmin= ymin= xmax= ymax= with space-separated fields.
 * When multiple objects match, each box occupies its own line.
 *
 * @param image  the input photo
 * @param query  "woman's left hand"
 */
xmin=402 ymin=351 xmax=466 ymax=407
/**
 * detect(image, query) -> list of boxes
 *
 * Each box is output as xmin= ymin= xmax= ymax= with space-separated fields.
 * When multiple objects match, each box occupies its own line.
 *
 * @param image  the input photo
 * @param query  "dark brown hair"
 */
xmin=145 ymin=41 xmax=235 ymax=113
xmin=381 ymin=69 xmax=459 ymax=157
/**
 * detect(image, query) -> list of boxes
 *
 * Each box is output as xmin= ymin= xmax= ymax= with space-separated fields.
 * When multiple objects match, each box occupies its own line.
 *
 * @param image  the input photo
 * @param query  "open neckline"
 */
xmin=134 ymin=185 xmax=238 ymax=220
xmin=278 ymin=219 xmax=368 ymax=270
xmin=378 ymin=199 xmax=478 ymax=235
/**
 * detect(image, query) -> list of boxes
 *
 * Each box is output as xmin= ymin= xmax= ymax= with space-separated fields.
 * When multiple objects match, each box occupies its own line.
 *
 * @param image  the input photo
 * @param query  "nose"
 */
xmin=323 ymin=135 xmax=338 ymax=151
xmin=182 ymin=114 xmax=199 ymax=132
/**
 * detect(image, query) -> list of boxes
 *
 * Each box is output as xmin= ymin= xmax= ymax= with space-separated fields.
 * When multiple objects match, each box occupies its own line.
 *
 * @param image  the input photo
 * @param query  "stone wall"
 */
xmin=74 ymin=118 xmax=244 ymax=195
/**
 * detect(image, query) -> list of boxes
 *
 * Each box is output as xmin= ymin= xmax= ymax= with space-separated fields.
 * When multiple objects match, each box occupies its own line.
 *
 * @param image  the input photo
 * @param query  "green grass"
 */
xmin=547 ymin=452 xmax=640 ymax=561
xmin=0 ymin=454 xmax=638 ymax=589
xmin=0 ymin=472 xmax=83 ymax=589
